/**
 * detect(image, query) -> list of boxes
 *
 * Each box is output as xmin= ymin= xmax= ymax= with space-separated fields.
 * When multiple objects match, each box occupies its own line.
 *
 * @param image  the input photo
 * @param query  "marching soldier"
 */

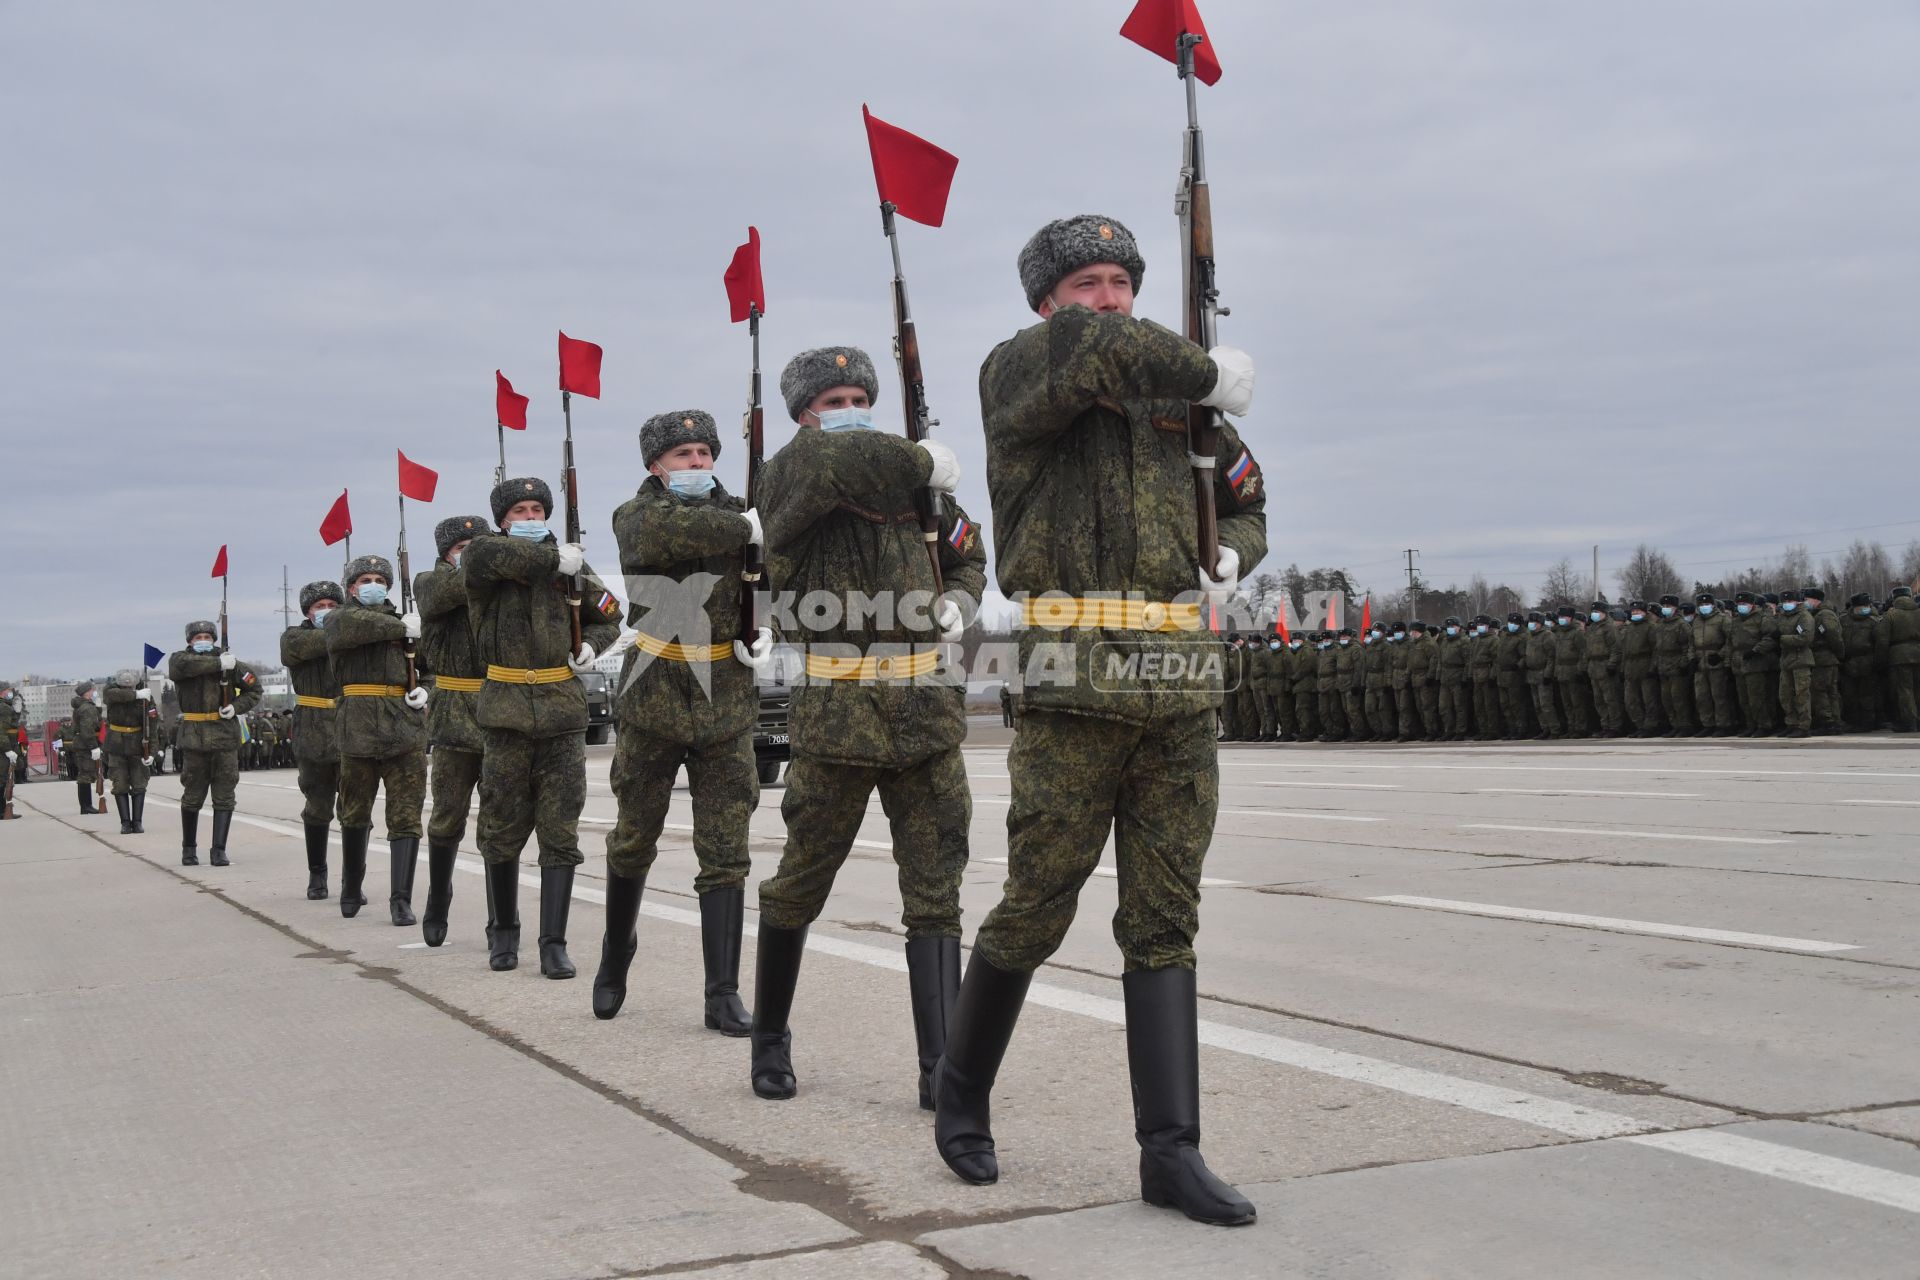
xmin=595 ymin=413 xmax=768 ymax=1030
xmin=1840 ymin=592 xmax=1886 ymax=731
xmin=415 ymin=516 xmax=490 ymax=947
xmin=1524 ymin=611 xmax=1561 ymax=739
xmin=1584 ymin=602 xmax=1626 ymax=737
xmin=169 ymin=621 xmax=262 ymax=866
xmin=467 ymin=477 xmax=621 ymax=975
xmin=325 ymin=555 xmax=428 ymax=922
xmin=71 ymin=681 xmax=104 ymax=814
xmin=750 ymin=347 xmax=986 ymax=1108
xmin=282 ymin=581 xmax=345 ymax=899
xmin=932 ymin=216 xmax=1262 ymax=1225
xmin=102 ymin=670 xmax=153 ymax=833
xmin=1690 ymin=592 xmax=1736 ymax=736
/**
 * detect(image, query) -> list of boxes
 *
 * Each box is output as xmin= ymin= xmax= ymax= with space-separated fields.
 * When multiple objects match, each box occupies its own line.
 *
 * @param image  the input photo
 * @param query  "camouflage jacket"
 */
xmin=761 ymin=427 xmax=986 ymax=768
xmin=281 ymin=623 xmax=341 ymax=762
xmin=1314 ymin=646 xmax=1337 ymax=692
xmin=70 ymin=696 xmax=103 ymax=755
xmin=610 ymin=476 xmax=756 ymax=748
xmin=1289 ymin=645 xmax=1316 ymax=694
xmin=0 ymin=697 xmax=18 ymax=739
xmin=1388 ymin=639 xmax=1412 ymax=689
xmin=324 ymin=597 xmax=425 ymax=759
xmin=1652 ymin=615 xmax=1693 ymax=675
xmin=1552 ymin=623 xmax=1587 ymax=679
xmin=1619 ymin=618 xmax=1655 ymax=672
xmin=981 ymin=306 xmax=1266 ymax=726
xmin=1884 ymin=596 xmax=1920 ymax=665
xmin=1334 ymin=641 xmax=1362 ymax=690
xmin=1525 ymin=629 xmax=1557 ymax=682
xmin=1584 ymin=619 xmax=1622 ymax=676
xmin=1841 ymin=610 xmax=1886 ymax=668
xmin=1436 ymin=634 xmax=1469 ymax=684
xmin=1729 ymin=610 xmax=1777 ymax=675
xmin=1364 ymin=640 xmax=1392 ymax=689
xmin=415 ymin=561 xmax=485 ymax=753
xmin=1467 ymin=633 xmax=1499 ymax=681
xmin=1407 ymin=636 xmax=1437 ymax=687
xmin=1496 ymin=629 xmax=1529 ymax=678
xmin=1775 ymin=607 xmax=1815 ymax=671
xmin=1261 ymin=644 xmax=1291 ymax=693
xmin=465 ymin=531 xmax=620 ymax=739
xmin=167 ymin=650 xmax=263 ymax=752
xmin=102 ymin=686 xmax=148 ymax=758
xmin=1810 ymin=605 xmax=1844 ymax=667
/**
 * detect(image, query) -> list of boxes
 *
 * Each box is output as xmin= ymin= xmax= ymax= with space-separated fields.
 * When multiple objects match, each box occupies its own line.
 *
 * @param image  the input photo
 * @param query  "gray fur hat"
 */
xmin=299 ymin=579 xmax=343 ymax=614
xmin=185 ymin=620 xmax=218 ymax=642
xmin=74 ymin=679 xmax=95 ymax=695
xmin=640 ymin=410 xmax=721 ymax=467
xmin=779 ymin=347 xmax=880 ymax=422
xmin=1017 ymin=214 xmax=1146 ymax=312
xmin=343 ymin=554 xmax=394 ymax=586
xmin=491 ymin=476 xmax=555 ymax=526
xmin=434 ymin=515 xmax=488 ymax=561
xmin=114 ymin=669 xmax=139 ymax=688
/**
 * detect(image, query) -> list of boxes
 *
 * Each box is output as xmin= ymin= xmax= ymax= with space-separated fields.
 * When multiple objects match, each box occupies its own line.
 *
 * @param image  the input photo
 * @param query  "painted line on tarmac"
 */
xmin=1841 ymin=798 xmax=1920 ymax=806
xmin=969 ymin=794 xmax=1383 ymax=824
xmin=1221 ymin=762 xmax=1918 ymax=780
xmin=1461 ymin=823 xmax=1791 ymax=846
xmin=1626 ymin=1130 xmax=1920 ymax=1215
xmin=975 ymin=855 xmax=1237 ymax=889
xmin=1253 ymin=780 xmax=1402 ymax=791
xmin=1365 ymin=895 xmax=1859 ymax=953
xmin=1478 ymin=788 xmax=1702 ymax=799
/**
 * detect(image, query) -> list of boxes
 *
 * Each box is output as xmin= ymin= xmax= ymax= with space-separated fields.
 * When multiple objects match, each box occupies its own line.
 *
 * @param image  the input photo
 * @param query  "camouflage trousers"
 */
xmin=1341 ymin=689 xmax=1368 ymax=738
xmin=1589 ymin=671 xmax=1626 ymax=735
xmin=1529 ymin=679 xmax=1562 ymax=736
xmin=479 ymin=729 xmax=586 ymax=868
xmin=1364 ymin=687 xmax=1391 ymax=737
xmin=1841 ymin=666 xmax=1882 ymax=729
xmin=1660 ymin=673 xmax=1696 ymax=732
xmin=1253 ymin=691 xmax=1276 ymax=739
xmin=975 ymin=709 xmax=1216 ymax=973
xmin=338 ymin=751 xmax=426 ymax=839
xmin=1812 ymin=666 xmax=1842 ymax=728
xmin=428 ymin=746 xmax=484 ymax=844
xmin=178 ymin=748 xmax=239 ymax=812
xmin=1394 ymin=688 xmax=1416 ymax=738
xmin=1291 ymin=686 xmax=1319 ymax=739
xmin=1556 ymin=678 xmax=1592 ymax=734
xmin=758 ymin=745 xmax=969 ymax=938
xmin=1414 ymin=685 xmax=1440 ymax=738
xmin=1438 ymin=682 xmax=1469 ymax=736
xmin=1777 ymin=668 xmax=1812 ymax=733
xmin=1623 ymin=669 xmax=1662 ymax=732
xmin=606 ymin=729 xmax=756 ymax=891
xmin=1497 ymin=676 xmax=1532 ymax=737
xmin=106 ymin=754 xmax=149 ymax=796
xmin=1317 ymin=689 xmax=1346 ymax=739
xmin=1737 ymin=672 xmax=1776 ymax=732
xmin=1271 ymin=688 xmax=1295 ymax=738
xmin=1471 ymin=680 xmax=1501 ymax=738
xmin=296 ymin=757 xmax=339 ymax=826
xmin=1888 ymin=664 xmax=1919 ymax=730
xmin=1694 ymin=667 xmax=1735 ymax=729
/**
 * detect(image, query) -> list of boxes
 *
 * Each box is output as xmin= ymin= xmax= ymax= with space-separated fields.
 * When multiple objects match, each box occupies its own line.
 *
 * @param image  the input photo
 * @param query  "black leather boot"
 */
xmin=304 ymin=822 xmax=329 ymax=900
xmin=180 ymin=807 xmax=200 ymax=866
xmin=421 ymin=839 xmax=457 ymax=946
xmin=932 ymin=951 xmax=1031 ymax=1185
xmin=907 ymin=935 xmax=962 ymax=1111
xmin=700 ymin=887 xmax=751 ymax=1036
xmin=485 ymin=859 xmax=520 ymax=971
xmin=79 ymin=780 xmax=95 ymax=814
xmin=388 ymin=836 xmax=419 ymax=926
xmin=538 ymin=865 xmax=577 ymax=979
xmin=339 ymin=827 xmax=369 ymax=918
xmin=749 ymin=923 xmax=808 ymax=1100
xmin=1124 ymin=967 xmax=1256 ymax=1226
xmin=592 ymin=872 xmax=645 ymax=1019
xmin=130 ymin=791 xmax=146 ymax=834
xmin=209 ymin=810 xmax=233 ymax=866
xmin=115 ymin=793 xmax=133 ymax=834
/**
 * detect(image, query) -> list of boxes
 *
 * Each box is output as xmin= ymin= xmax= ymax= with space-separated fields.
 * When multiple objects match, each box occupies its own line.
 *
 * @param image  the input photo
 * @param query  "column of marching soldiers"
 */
xmin=1219 ymin=588 xmax=1920 ymax=744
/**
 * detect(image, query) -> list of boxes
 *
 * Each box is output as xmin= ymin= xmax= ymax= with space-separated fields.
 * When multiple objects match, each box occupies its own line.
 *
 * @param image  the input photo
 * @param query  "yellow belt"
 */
xmin=1020 ymin=596 xmax=1204 ymax=632
xmin=109 ymin=724 xmax=142 ymax=733
xmin=295 ymin=695 xmax=338 ymax=709
xmin=486 ymin=664 xmax=574 ymax=686
xmin=633 ymin=633 xmax=731 ymax=663
xmin=342 ymin=684 xmax=406 ymax=697
xmin=181 ymin=711 xmax=221 ymax=722
xmin=803 ymin=648 xmax=942 ymax=681
xmin=433 ymin=675 xmax=484 ymax=692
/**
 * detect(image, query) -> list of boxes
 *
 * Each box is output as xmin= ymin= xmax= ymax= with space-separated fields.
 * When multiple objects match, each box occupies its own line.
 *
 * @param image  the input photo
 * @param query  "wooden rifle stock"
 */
xmin=739 ymin=306 xmax=764 ymax=640
xmin=1174 ymin=32 xmax=1225 ymax=579
xmin=562 ymin=399 xmax=584 ymax=654
xmin=891 ymin=274 xmax=946 ymax=600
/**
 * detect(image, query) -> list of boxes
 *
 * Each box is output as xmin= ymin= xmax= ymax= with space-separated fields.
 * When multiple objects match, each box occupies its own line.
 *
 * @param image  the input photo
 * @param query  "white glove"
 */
xmin=555 ymin=543 xmax=586 ymax=576
xmin=568 ymin=642 xmax=596 ymax=673
xmin=3 ymin=752 xmax=14 ymax=764
xmin=136 ymin=688 xmax=152 ymax=702
xmin=404 ymin=686 xmax=429 ymax=710
xmin=141 ymin=757 xmax=152 ymax=768
xmin=91 ymin=747 xmax=102 ymax=761
xmin=918 ymin=440 xmax=961 ymax=493
xmin=218 ymin=705 xmax=236 ymax=720
xmin=732 ymin=627 xmax=775 ymax=673
xmin=741 ymin=508 xmax=764 ymax=548
xmin=401 ymin=612 xmax=422 ymax=640
xmin=219 ymin=652 xmax=237 ymax=671
xmin=936 ymin=598 xmax=966 ymax=644
xmin=1198 ymin=346 xmax=1255 ymax=417
xmin=1199 ymin=546 xmax=1241 ymax=609
xmin=91 ymin=691 xmax=104 ymax=707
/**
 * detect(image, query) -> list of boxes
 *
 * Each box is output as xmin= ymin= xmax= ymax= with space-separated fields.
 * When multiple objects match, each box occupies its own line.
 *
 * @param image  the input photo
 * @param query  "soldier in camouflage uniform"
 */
xmin=1387 ymin=622 xmax=1414 ymax=740
xmin=1288 ymin=634 xmax=1319 ymax=741
xmin=1314 ymin=633 xmax=1344 ymax=741
xmin=1494 ymin=613 xmax=1532 ymax=740
xmin=1804 ymin=587 xmax=1844 ymax=734
xmin=1255 ymin=634 xmax=1284 ymax=740
xmin=1619 ymin=602 xmax=1661 ymax=737
xmin=0 ymin=683 xmax=20 ymax=816
xmin=1840 ymin=593 xmax=1886 ymax=731
xmin=169 ymin=621 xmax=262 ymax=865
xmin=1885 ymin=586 xmax=1920 ymax=732
xmin=1524 ymin=612 xmax=1561 ymax=739
xmin=1729 ymin=591 xmax=1776 ymax=737
xmin=282 ymin=581 xmax=345 ymax=899
xmin=102 ymin=670 xmax=153 ymax=833
xmin=750 ymin=347 xmax=987 ymax=1110
xmin=68 ymin=682 xmax=104 ymax=814
xmin=1550 ymin=607 xmax=1592 ymax=737
xmin=1466 ymin=616 xmax=1501 ymax=740
xmin=1690 ymin=592 xmax=1736 ymax=735
xmin=325 ymin=554 xmax=429 ymax=922
xmin=933 ymin=216 xmax=1262 ymax=1226
xmin=1651 ymin=595 xmax=1695 ymax=736
xmin=468 ymin=477 xmax=622 ymax=975
xmin=1773 ymin=589 xmax=1815 ymax=737
xmin=1363 ymin=624 xmax=1393 ymax=740
xmin=594 ymin=412 xmax=768 ymax=1032
xmin=1582 ymin=602 xmax=1626 ymax=737
xmin=1436 ymin=618 xmax=1470 ymax=741
xmin=415 ymin=516 xmax=490 ymax=947
xmin=1406 ymin=621 xmax=1439 ymax=739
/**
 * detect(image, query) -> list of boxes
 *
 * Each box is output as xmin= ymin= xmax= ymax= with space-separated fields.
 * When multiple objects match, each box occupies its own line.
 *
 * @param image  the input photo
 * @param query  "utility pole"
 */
xmin=1405 ymin=549 xmax=1421 ymax=623
xmin=1593 ymin=544 xmax=1601 ymax=603
xmin=279 ymin=565 xmax=293 ymax=631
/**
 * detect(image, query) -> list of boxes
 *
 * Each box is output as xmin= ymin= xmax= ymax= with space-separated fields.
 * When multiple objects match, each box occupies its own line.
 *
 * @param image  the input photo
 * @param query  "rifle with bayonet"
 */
xmin=740 ymin=304 xmax=765 ymax=636
xmin=1173 ymin=31 xmax=1227 ymax=579
xmin=882 ymin=203 xmax=946 ymax=598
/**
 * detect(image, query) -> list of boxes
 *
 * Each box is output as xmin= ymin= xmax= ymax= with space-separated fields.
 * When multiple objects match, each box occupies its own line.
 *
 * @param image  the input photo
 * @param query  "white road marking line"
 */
xmin=967 ymin=795 xmax=1383 ymax=823
xmin=1365 ymin=896 xmax=1859 ymax=954
xmin=1461 ymin=823 xmax=1790 ymax=846
xmin=398 ymin=942 xmax=430 ymax=949
xmin=1254 ymin=781 xmax=1402 ymax=791
xmin=1478 ymin=788 xmax=1703 ymax=799
xmin=976 ymin=856 xmax=1237 ymax=889
xmin=1222 ymin=762 xmax=1917 ymax=780
xmin=1841 ymin=799 xmax=1920 ymax=806
xmin=167 ymin=798 xmax=1920 ymax=1215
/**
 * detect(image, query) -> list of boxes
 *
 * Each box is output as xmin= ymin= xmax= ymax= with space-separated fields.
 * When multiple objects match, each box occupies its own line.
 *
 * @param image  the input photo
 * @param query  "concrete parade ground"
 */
xmin=4 ymin=721 xmax=1919 ymax=1279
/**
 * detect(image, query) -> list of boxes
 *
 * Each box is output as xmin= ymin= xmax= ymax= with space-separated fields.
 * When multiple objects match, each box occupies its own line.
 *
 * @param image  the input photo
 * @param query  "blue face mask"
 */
xmin=1660 ymin=607 xmax=1676 ymax=618
xmin=1446 ymin=626 xmax=1460 ymax=637
xmin=1699 ymin=605 xmax=1715 ymax=616
xmin=1527 ymin=622 xmax=1540 ymax=633
xmin=665 ymin=469 xmax=718 ymax=498
xmin=356 ymin=583 xmax=388 ymax=607
xmin=192 ymin=640 xmax=216 ymax=654
xmin=1590 ymin=612 xmax=1605 ymax=623
xmin=449 ymin=551 xmax=462 ymax=570
xmin=816 ymin=406 xmax=874 ymax=432
xmin=1506 ymin=622 xmax=1520 ymax=633
xmin=311 ymin=607 xmax=333 ymax=628
xmin=1736 ymin=603 xmax=1753 ymax=616
xmin=1782 ymin=602 xmax=1798 ymax=613
xmin=1631 ymin=613 xmax=1646 ymax=623
xmin=508 ymin=521 xmax=549 ymax=541
xmin=1858 ymin=607 xmax=1873 ymax=617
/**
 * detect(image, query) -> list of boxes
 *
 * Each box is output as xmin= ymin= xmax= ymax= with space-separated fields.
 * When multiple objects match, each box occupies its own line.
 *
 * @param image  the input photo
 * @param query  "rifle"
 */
xmin=739 ymin=303 xmax=764 ymax=639
xmin=1173 ymin=31 xmax=1228 ymax=578
xmin=93 ymin=701 xmax=105 ymax=807
xmin=218 ymin=574 xmax=233 ymax=710
xmin=880 ymin=202 xmax=946 ymax=598
xmin=396 ymin=494 xmax=418 ymax=692
xmin=3 ymin=725 xmax=15 ymax=820
xmin=561 ymin=392 xmax=584 ymax=654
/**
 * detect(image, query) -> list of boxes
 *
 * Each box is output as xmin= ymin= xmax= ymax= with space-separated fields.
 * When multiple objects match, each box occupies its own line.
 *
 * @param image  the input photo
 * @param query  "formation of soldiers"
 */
xmin=1221 ymin=586 xmax=1920 ymax=743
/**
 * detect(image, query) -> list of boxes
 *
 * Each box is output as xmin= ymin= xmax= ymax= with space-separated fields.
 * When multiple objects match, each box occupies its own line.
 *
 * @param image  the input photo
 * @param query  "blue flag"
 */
xmin=143 ymin=643 xmax=165 ymax=669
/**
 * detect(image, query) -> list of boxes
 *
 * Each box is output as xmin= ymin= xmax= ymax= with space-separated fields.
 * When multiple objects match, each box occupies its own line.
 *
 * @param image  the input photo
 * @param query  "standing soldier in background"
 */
xmin=1840 ymin=593 xmax=1886 ymax=731
xmin=1388 ymin=621 xmax=1414 ymax=741
xmin=70 ymin=681 xmax=104 ymax=814
xmin=1222 ymin=635 xmax=1251 ymax=741
xmin=1436 ymin=617 xmax=1470 ymax=741
xmin=1551 ymin=607 xmax=1592 ymax=737
xmin=1690 ymin=592 xmax=1736 ymax=736
xmin=283 ymin=581 xmax=345 ymax=899
xmin=1467 ymin=616 xmax=1502 ymax=740
xmin=1407 ymin=621 xmax=1440 ymax=740
xmin=1287 ymin=633 xmax=1318 ymax=742
xmin=1774 ymin=589 xmax=1815 ymax=738
xmin=102 ymin=670 xmax=153 ymax=833
xmin=1884 ymin=586 xmax=1920 ymax=733
xmin=1270 ymin=632 xmax=1298 ymax=742
xmin=415 ymin=516 xmax=490 ymax=948
xmin=1252 ymin=634 xmax=1280 ymax=741
xmin=1363 ymin=624 xmax=1392 ymax=742
xmin=0 ymin=683 xmax=20 ymax=816
xmin=1524 ymin=612 xmax=1561 ymax=739
xmin=595 ymin=412 xmax=768 ymax=1029
xmin=1495 ymin=613 xmax=1533 ymax=740
xmin=1805 ymin=587 xmax=1844 ymax=735
xmin=1584 ymin=602 xmax=1626 ymax=737
xmin=1314 ymin=632 xmax=1344 ymax=742
xmin=467 ymin=477 xmax=621 ymax=976
xmin=1652 ymin=595 xmax=1696 ymax=737
xmin=1619 ymin=602 xmax=1661 ymax=737
xmin=1729 ymin=592 xmax=1775 ymax=738
xmin=325 ymin=555 xmax=428 ymax=923
xmin=1335 ymin=627 xmax=1368 ymax=741
xmin=170 ymin=621 xmax=261 ymax=866
xmin=149 ymin=710 xmax=169 ymax=776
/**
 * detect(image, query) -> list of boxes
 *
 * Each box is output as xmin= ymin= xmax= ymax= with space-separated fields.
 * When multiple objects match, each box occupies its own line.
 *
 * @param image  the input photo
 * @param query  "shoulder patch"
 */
xmin=595 ymin=589 xmax=622 ymax=620
xmin=1225 ymin=447 xmax=1262 ymax=504
xmin=947 ymin=514 xmax=980 ymax=557
xmin=240 ymin=670 xmax=256 ymax=686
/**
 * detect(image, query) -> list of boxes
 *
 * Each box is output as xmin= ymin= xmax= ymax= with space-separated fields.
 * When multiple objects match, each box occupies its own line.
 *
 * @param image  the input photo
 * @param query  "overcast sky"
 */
xmin=5 ymin=0 xmax=1917 ymax=676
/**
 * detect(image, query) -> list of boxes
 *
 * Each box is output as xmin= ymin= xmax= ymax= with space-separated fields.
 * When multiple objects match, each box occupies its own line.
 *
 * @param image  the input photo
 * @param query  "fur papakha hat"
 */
xmin=1017 ymin=214 xmax=1146 ymax=312
xmin=491 ymin=476 xmax=555 ymax=526
xmin=343 ymin=555 xmax=394 ymax=586
xmin=299 ymin=580 xmax=344 ymax=614
xmin=640 ymin=410 xmax=722 ymax=467
xmin=434 ymin=515 xmax=489 ymax=561
xmin=779 ymin=347 xmax=879 ymax=422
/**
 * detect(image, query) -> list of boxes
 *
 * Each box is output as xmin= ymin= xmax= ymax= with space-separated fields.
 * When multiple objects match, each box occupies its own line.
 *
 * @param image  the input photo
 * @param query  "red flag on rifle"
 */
xmin=1360 ymin=596 xmax=1372 ymax=632
xmin=210 ymin=545 xmax=228 ymax=578
xmin=1120 ymin=0 xmax=1224 ymax=85
xmin=496 ymin=371 xmax=529 ymax=430
xmin=558 ymin=331 xmax=602 ymax=399
xmin=725 ymin=226 xmax=766 ymax=323
xmin=861 ymin=106 xmax=958 ymax=227
xmin=319 ymin=490 xmax=352 ymax=546
xmin=397 ymin=451 xmax=439 ymax=503
xmin=1272 ymin=603 xmax=1290 ymax=642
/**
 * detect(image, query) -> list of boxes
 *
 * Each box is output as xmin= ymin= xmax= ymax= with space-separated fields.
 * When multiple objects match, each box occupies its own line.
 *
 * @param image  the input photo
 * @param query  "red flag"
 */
xmin=1120 ymin=0 xmax=1223 ymax=85
xmin=397 ymin=450 xmax=439 ymax=503
xmin=210 ymin=545 xmax=228 ymax=578
xmin=1272 ymin=601 xmax=1290 ymax=642
xmin=319 ymin=490 xmax=352 ymax=546
xmin=1327 ymin=594 xmax=1340 ymax=630
xmin=724 ymin=226 xmax=766 ymax=323
xmin=496 ymin=371 xmax=529 ymax=430
xmin=1360 ymin=596 xmax=1372 ymax=632
xmin=558 ymin=331 xmax=602 ymax=399
xmin=862 ymin=105 xmax=958 ymax=228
